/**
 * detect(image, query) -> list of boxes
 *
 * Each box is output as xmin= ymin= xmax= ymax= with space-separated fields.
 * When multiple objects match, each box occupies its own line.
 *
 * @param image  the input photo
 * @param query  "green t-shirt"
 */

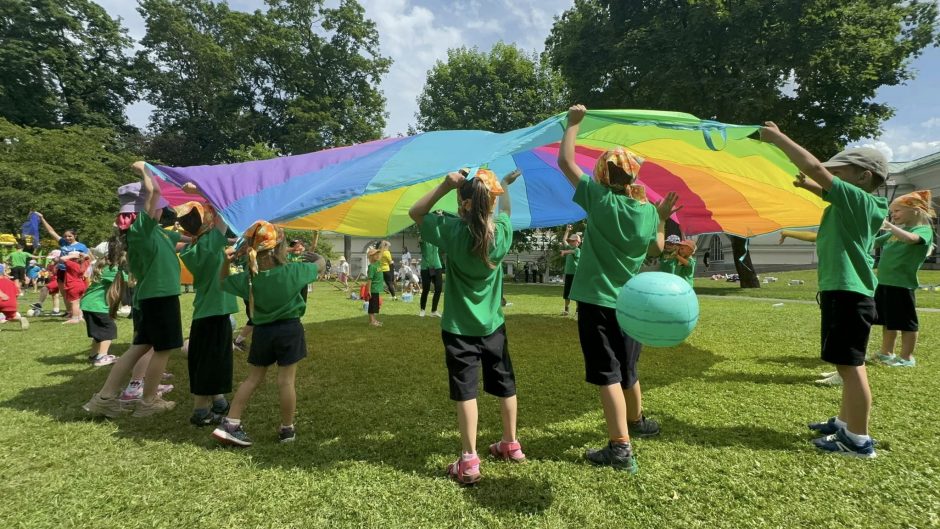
xmin=563 ymin=245 xmax=581 ymax=275
xmin=420 ymin=212 xmax=512 ymax=336
xmin=287 ymin=253 xmax=303 ymax=263
xmin=7 ymin=250 xmax=29 ymax=268
xmin=80 ymin=266 xmax=122 ymax=314
xmin=659 ymin=257 xmax=677 ymax=275
xmin=127 ymin=214 xmax=182 ymax=302
xmin=816 ymin=178 xmax=888 ymax=296
xmin=875 ymin=224 xmax=935 ymax=289
xmin=222 ymin=262 xmax=318 ymax=325
xmin=367 ymin=262 xmax=383 ymax=294
xmin=676 ymin=257 xmax=696 ymax=287
xmin=569 ymin=175 xmax=660 ymax=308
xmin=180 ymin=230 xmax=239 ymax=319
xmin=420 ymin=240 xmax=442 ymax=269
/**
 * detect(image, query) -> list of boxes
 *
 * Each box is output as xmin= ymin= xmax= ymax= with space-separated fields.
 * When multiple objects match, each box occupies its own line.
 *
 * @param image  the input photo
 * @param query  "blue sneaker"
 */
xmin=808 ymin=417 xmax=842 ymax=436
xmin=887 ymin=356 xmax=916 ymax=367
xmin=876 ymin=353 xmax=897 ymax=365
xmin=813 ymin=429 xmax=876 ymax=459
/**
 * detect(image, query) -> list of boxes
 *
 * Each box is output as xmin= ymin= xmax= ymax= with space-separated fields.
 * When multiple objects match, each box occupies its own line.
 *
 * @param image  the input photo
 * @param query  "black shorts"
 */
xmin=368 ymin=294 xmax=380 ymax=314
xmin=443 ymin=325 xmax=516 ymax=401
xmin=873 ymin=284 xmax=918 ymax=332
xmin=132 ymin=295 xmax=184 ymax=352
xmin=819 ymin=291 xmax=877 ymax=367
xmin=84 ymin=311 xmax=117 ymax=342
xmin=11 ymin=266 xmax=26 ymax=281
xmin=577 ymin=301 xmax=642 ymax=388
xmin=563 ymin=274 xmax=575 ymax=300
xmin=188 ymin=315 xmax=234 ymax=395
xmin=243 ymin=299 xmax=253 ymax=327
xmin=249 ymin=318 xmax=307 ymax=367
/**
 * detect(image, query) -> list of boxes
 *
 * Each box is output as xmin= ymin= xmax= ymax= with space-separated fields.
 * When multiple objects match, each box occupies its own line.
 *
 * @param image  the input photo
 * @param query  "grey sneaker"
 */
xmin=132 ymin=397 xmax=176 ymax=417
xmin=585 ymin=441 xmax=638 ymax=473
xmin=628 ymin=415 xmax=660 ymax=438
xmin=278 ymin=426 xmax=296 ymax=443
xmin=83 ymin=393 xmax=129 ymax=418
xmin=189 ymin=410 xmax=223 ymax=427
xmin=212 ymin=419 xmax=253 ymax=447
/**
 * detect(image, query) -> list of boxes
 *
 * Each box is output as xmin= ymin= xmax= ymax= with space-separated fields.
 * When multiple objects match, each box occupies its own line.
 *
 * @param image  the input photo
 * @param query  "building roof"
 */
xmin=889 ymin=150 xmax=940 ymax=175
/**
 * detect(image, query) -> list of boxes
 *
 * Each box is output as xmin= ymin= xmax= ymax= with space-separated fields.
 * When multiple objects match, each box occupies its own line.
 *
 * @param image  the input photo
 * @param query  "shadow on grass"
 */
xmin=755 ymin=354 xmax=823 ymax=370
xmin=651 ymin=412 xmax=802 ymax=451
xmin=464 ymin=475 xmax=554 ymax=514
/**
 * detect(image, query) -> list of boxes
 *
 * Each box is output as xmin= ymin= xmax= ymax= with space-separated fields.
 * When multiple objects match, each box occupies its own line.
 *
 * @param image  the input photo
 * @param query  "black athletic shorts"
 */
xmin=243 ymin=298 xmax=253 ymax=327
xmin=873 ymin=284 xmax=918 ymax=332
xmin=132 ymin=295 xmax=184 ymax=352
xmin=84 ymin=311 xmax=117 ymax=342
xmin=563 ymin=274 xmax=575 ymax=300
xmin=11 ymin=266 xmax=26 ymax=281
xmin=443 ymin=324 xmax=516 ymax=401
xmin=248 ymin=318 xmax=307 ymax=367
xmin=577 ymin=301 xmax=642 ymax=388
xmin=188 ymin=315 xmax=234 ymax=395
xmin=819 ymin=290 xmax=877 ymax=367
xmin=368 ymin=294 xmax=380 ymax=314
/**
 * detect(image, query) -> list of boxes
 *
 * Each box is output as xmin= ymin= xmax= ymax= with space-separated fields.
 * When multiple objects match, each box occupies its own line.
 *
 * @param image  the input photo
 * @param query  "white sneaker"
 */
xmin=814 ymin=373 xmax=843 ymax=386
xmin=819 ymin=371 xmax=837 ymax=378
xmin=19 ymin=317 xmax=29 ymax=330
xmin=430 ymin=311 xmax=442 ymax=318
xmin=419 ymin=310 xmax=426 ymax=317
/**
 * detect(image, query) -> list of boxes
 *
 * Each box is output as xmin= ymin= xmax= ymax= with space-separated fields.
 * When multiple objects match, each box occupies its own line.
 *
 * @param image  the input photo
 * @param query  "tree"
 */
xmin=135 ymin=0 xmax=391 ymax=166
xmin=415 ymin=42 xmax=568 ymax=133
xmin=0 ymin=0 xmax=136 ymax=130
xmin=546 ymin=0 xmax=938 ymax=287
xmin=0 ymin=118 xmax=137 ymax=245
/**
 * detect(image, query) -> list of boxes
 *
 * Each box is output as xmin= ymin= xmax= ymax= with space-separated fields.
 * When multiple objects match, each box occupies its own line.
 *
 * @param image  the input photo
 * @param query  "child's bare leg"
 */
xmin=99 ymin=344 xmax=152 ymax=397
xmin=37 ymin=286 xmax=48 ymax=305
xmin=456 ymin=398 xmax=478 ymax=453
xmin=227 ymin=365 xmax=268 ymax=420
xmin=499 ymin=395 xmax=518 ymax=442
xmin=899 ymin=331 xmax=918 ymax=361
xmin=881 ymin=329 xmax=897 ymax=355
xmin=277 ymin=363 xmax=299 ymax=426
xmin=599 ymin=383 xmax=630 ymax=441
xmin=623 ymin=381 xmax=643 ymax=422
xmin=131 ymin=349 xmax=154 ymax=380
xmin=51 ymin=293 xmax=60 ymax=313
xmin=142 ymin=349 xmax=176 ymax=402
xmin=98 ymin=339 xmax=112 ymax=356
xmin=193 ymin=395 xmax=212 ymax=410
xmin=836 ymin=364 xmax=871 ymax=435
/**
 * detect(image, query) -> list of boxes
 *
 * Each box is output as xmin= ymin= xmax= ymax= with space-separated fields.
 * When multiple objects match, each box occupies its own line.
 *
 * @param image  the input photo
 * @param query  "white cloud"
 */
xmin=895 ymin=141 xmax=940 ymax=160
xmin=922 ymin=117 xmax=940 ymax=129
xmin=854 ymin=123 xmax=940 ymax=162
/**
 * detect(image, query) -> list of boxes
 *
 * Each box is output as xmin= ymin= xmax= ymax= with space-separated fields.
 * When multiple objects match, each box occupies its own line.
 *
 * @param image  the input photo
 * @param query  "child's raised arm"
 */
xmin=558 ymin=105 xmax=587 ymax=188
xmin=497 ymin=169 xmax=521 ymax=217
xmin=409 ymin=171 xmax=465 ymax=227
xmin=648 ymin=192 xmax=680 ymax=257
xmin=132 ymin=161 xmax=164 ymax=220
xmin=760 ymin=122 xmax=834 ymax=191
xmin=882 ymin=221 xmax=926 ymax=245
xmin=35 ymin=212 xmax=61 ymax=241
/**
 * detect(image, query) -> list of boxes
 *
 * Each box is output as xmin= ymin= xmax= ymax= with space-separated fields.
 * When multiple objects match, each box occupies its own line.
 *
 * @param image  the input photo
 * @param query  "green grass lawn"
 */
xmin=1 ymin=282 xmax=938 ymax=528
xmin=694 ymin=269 xmax=940 ymax=309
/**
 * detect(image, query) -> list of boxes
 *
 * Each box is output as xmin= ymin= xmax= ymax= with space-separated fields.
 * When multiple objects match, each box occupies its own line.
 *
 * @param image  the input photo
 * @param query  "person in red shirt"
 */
xmin=0 ymin=275 xmax=29 ymax=330
xmin=60 ymin=251 xmax=89 ymax=324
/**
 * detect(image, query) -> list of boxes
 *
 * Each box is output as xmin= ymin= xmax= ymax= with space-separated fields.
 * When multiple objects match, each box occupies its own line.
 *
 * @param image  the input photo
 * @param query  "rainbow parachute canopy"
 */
xmin=152 ymin=109 xmax=827 ymax=237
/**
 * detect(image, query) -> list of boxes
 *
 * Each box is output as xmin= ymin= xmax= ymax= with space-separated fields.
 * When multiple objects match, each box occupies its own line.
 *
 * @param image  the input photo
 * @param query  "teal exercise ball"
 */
xmin=616 ymin=272 xmax=699 ymax=347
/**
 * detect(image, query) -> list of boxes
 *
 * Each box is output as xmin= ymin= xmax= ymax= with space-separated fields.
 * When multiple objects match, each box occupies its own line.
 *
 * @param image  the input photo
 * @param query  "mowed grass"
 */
xmin=695 ymin=269 xmax=940 ymax=308
xmin=1 ymin=280 xmax=938 ymax=528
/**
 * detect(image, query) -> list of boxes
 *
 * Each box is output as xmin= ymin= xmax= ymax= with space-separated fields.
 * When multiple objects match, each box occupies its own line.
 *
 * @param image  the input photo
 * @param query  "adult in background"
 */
xmin=378 ymin=240 xmax=397 ymax=299
xmin=36 ymin=213 xmax=89 ymax=318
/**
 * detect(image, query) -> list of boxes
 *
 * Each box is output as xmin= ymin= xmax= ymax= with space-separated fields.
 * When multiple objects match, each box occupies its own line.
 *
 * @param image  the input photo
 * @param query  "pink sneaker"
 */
xmin=489 ymin=440 xmax=526 ymax=462
xmin=447 ymin=454 xmax=482 ymax=485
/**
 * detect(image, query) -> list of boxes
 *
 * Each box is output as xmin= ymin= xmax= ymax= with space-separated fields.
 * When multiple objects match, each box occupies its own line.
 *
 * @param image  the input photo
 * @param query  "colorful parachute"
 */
xmin=151 ymin=109 xmax=827 ymax=237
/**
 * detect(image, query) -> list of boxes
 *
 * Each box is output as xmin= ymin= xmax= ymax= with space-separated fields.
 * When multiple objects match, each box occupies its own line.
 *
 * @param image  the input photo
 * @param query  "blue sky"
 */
xmin=98 ymin=0 xmax=940 ymax=162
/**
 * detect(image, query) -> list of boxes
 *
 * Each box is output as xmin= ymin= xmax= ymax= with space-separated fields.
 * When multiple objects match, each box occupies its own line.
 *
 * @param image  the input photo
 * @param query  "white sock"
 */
xmin=843 ymin=429 xmax=870 ymax=445
xmin=833 ymin=417 xmax=847 ymax=430
xmin=461 ymin=452 xmax=477 ymax=460
xmin=226 ymin=418 xmax=241 ymax=426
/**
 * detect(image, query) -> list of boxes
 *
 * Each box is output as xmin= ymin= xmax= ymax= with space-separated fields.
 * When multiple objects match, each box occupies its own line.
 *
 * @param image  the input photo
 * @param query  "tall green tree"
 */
xmin=0 ymin=118 xmax=136 ymax=245
xmin=0 ymin=0 xmax=135 ymax=130
xmin=546 ymin=0 xmax=938 ymax=286
xmin=415 ymin=42 xmax=568 ymax=133
xmin=135 ymin=0 xmax=390 ymax=166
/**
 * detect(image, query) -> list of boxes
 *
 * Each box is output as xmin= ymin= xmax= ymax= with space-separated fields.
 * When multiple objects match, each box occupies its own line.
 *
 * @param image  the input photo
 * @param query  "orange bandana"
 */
xmin=174 ymin=201 xmax=217 ymax=244
xmin=893 ymin=190 xmax=934 ymax=217
xmin=593 ymin=147 xmax=648 ymax=202
xmin=471 ymin=168 xmax=504 ymax=205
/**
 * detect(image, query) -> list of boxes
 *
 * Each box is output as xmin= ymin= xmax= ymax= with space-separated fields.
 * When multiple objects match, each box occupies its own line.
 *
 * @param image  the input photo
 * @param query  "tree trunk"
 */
xmin=344 ymin=235 xmax=351 ymax=262
xmin=730 ymin=235 xmax=761 ymax=288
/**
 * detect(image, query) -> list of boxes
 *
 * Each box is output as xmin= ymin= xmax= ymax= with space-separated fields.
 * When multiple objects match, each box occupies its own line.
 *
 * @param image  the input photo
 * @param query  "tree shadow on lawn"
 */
xmin=2 ymin=314 xmax=734 ymax=509
xmin=755 ymin=354 xmax=825 ymax=370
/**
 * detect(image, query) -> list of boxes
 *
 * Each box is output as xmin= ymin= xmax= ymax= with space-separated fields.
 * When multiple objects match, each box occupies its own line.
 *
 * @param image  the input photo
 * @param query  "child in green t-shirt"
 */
xmin=365 ymin=247 xmax=383 ymax=326
xmin=83 ymin=161 xmax=181 ymax=419
xmin=80 ymin=249 xmax=122 ymax=367
xmin=559 ymin=224 xmax=581 ymax=316
xmin=176 ymin=189 xmax=240 ymax=427
xmin=213 ymin=220 xmax=319 ymax=447
xmin=871 ymin=190 xmax=936 ymax=368
xmin=409 ymin=166 xmax=523 ymax=485
xmin=558 ymin=104 xmax=679 ymax=473
xmin=761 ymin=123 xmax=888 ymax=459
